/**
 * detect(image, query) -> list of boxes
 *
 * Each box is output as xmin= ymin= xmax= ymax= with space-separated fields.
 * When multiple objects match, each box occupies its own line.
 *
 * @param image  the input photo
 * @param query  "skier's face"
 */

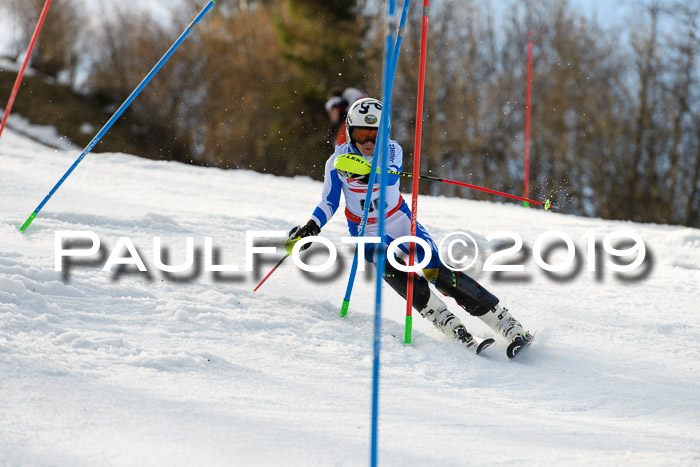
xmin=352 ymin=128 xmax=377 ymax=157
xmin=357 ymin=140 xmax=375 ymax=157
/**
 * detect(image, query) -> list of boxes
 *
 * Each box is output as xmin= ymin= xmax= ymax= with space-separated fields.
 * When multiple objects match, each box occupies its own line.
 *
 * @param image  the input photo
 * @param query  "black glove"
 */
xmin=336 ymin=169 xmax=368 ymax=184
xmin=350 ymin=173 xmax=368 ymax=184
xmin=287 ymin=220 xmax=321 ymax=251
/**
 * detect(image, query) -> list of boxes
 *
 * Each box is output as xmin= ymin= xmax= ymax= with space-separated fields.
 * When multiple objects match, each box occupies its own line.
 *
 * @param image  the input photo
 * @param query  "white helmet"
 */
xmin=345 ymin=97 xmax=383 ymax=148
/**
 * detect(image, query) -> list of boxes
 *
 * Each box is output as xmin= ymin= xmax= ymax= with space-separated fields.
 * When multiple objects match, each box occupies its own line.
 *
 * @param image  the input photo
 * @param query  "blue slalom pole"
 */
xmin=339 ymin=114 xmax=390 ymax=317
xmin=339 ymin=0 xmax=410 ymax=317
xmin=390 ymin=0 xmax=411 ymax=89
xmin=19 ymin=1 xmax=216 ymax=232
xmin=371 ymin=3 xmax=397 ymax=466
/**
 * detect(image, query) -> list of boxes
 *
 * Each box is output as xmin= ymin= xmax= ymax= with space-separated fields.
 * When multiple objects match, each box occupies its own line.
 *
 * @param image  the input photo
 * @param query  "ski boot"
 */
xmin=420 ymin=292 xmax=495 ymax=355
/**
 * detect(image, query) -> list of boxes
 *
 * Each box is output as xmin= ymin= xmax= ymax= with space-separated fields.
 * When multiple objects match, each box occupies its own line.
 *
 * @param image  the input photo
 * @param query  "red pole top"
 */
xmin=524 ymin=31 xmax=534 ymax=203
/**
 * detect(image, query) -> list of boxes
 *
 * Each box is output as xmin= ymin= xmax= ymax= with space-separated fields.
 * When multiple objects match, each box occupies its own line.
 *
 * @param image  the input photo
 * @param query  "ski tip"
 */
xmin=506 ymin=332 xmax=535 ymax=359
xmin=507 ymin=342 xmax=525 ymax=359
xmin=476 ymin=338 xmax=496 ymax=355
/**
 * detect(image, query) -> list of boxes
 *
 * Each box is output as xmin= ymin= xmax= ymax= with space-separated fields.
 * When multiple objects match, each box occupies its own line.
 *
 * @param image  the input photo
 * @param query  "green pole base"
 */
xmin=523 ymin=201 xmax=530 ymax=208
xmin=404 ymin=315 xmax=412 ymax=344
xmin=20 ymin=212 xmax=37 ymax=232
xmin=340 ymin=299 xmax=350 ymax=317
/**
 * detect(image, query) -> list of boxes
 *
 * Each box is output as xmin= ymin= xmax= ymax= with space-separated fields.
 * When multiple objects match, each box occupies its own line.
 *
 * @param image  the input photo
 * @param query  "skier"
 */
xmin=324 ymin=87 xmax=367 ymax=147
xmin=290 ymin=97 xmax=532 ymax=357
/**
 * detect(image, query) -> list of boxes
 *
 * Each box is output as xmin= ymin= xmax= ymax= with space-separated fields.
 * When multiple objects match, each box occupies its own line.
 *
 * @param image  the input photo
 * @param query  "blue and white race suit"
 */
xmin=310 ymin=141 xmax=441 ymax=279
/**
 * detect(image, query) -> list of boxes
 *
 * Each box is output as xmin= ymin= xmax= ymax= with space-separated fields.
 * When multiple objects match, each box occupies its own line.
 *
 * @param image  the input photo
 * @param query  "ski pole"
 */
xmin=393 ymin=170 xmax=553 ymax=210
xmin=0 ymin=0 xmax=53 ymax=141
xmin=19 ymin=0 xmax=216 ymax=232
xmin=334 ymin=154 xmax=554 ymax=210
xmin=252 ymin=253 xmax=289 ymax=292
xmin=253 ymin=235 xmax=305 ymax=292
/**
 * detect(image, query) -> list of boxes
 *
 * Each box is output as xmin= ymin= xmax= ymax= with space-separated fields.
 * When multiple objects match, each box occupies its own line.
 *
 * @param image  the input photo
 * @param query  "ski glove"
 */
xmin=336 ymin=169 xmax=368 ymax=185
xmin=350 ymin=173 xmax=368 ymax=184
xmin=287 ymin=220 xmax=321 ymax=252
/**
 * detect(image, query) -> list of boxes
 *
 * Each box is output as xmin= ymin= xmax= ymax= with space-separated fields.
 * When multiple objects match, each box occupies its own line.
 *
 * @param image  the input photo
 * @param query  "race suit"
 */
xmin=310 ymin=140 xmax=441 ymax=279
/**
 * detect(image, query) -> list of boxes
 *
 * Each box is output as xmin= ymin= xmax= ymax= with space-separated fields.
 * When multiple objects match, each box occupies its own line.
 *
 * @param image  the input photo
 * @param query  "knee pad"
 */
xmin=435 ymin=265 xmax=499 ymax=316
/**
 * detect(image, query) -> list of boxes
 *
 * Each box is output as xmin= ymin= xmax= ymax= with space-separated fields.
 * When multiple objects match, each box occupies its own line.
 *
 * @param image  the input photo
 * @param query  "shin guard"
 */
xmin=435 ymin=265 xmax=499 ymax=317
xmin=381 ymin=261 xmax=460 ymax=334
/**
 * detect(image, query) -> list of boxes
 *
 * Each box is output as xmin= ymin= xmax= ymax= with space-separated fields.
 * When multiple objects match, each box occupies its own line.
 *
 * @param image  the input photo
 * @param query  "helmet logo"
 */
xmin=358 ymin=101 xmax=382 ymax=114
xmin=365 ymin=114 xmax=378 ymax=124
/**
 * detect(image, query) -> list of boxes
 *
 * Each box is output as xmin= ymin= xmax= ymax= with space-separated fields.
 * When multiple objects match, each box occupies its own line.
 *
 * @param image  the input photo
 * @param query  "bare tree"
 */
xmin=6 ymin=0 xmax=700 ymax=226
xmin=4 ymin=0 xmax=83 ymax=83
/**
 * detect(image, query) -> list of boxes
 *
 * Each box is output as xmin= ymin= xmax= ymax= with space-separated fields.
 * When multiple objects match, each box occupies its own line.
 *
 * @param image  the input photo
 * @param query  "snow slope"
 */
xmin=1 ymin=126 xmax=699 ymax=466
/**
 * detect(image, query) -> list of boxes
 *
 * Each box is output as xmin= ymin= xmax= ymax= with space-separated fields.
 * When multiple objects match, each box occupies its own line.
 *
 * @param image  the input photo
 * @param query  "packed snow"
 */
xmin=1 ymin=123 xmax=699 ymax=466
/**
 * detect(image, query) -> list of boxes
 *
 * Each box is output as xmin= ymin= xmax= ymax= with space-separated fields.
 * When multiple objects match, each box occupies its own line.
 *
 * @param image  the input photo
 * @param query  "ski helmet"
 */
xmin=345 ymin=97 xmax=382 ymax=148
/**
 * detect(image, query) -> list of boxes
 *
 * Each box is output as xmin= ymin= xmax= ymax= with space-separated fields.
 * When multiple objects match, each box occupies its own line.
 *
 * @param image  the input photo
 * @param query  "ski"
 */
xmin=474 ymin=337 xmax=496 ymax=355
xmin=506 ymin=332 xmax=535 ymax=359
xmin=458 ymin=335 xmax=496 ymax=356
xmin=392 ymin=334 xmax=495 ymax=356
xmin=453 ymin=323 xmax=495 ymax=356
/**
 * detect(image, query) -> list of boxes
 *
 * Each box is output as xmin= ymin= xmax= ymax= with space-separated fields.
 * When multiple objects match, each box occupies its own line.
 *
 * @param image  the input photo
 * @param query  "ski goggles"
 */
xmin=352 ymin=128 xmax=378 ymax=144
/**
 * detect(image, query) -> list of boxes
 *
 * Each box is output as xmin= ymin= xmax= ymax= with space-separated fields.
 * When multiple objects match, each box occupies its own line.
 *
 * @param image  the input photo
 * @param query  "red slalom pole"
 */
xmin=523 ymin=31 xmax=534 ymax=207
xmin=0 ymin=0 xmax=53 ymax=141
xmin=405 ymin=0 xmax=431 ymax=345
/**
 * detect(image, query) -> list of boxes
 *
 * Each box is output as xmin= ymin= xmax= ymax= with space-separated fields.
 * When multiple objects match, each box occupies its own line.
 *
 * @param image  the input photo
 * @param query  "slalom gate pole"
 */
xmin=524 ymin=31 xmax=533 ymax=208
xmin=339 ymin=143 xmax=384 ymax=318
xmin=0 ymin=0 xmax=53 ymax=141
xmin=404 ymin=0 xmax=430 ymax=345
xmin=370 ymin=3 xmax=396 ymax=466
xmin=339 ymin=0 xmax=410 ymax=318
xmin=18 ymin=0 xmax=216 ymax=232
xmin=389 ymin=0 xmax=411 ymax=89
xmin=252 ymin=253 xmax=289 ymax=292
